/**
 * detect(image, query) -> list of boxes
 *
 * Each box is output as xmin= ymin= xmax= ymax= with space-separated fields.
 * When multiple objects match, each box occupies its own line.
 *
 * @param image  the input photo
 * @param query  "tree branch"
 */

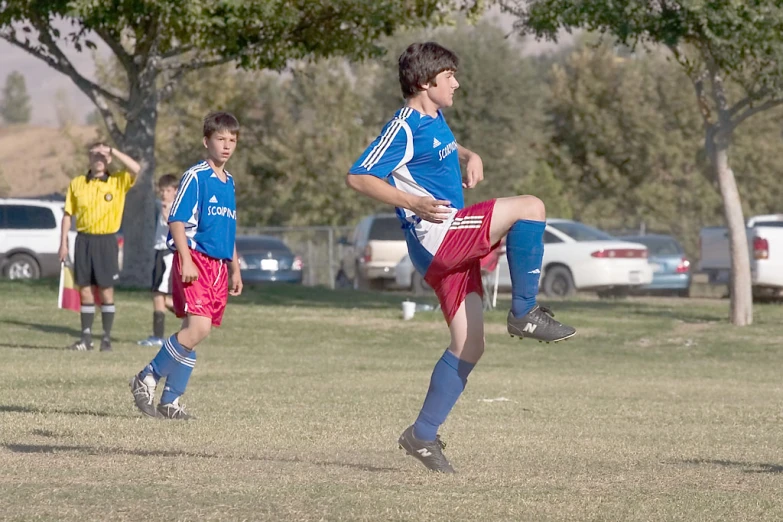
xmin=0 ymin=25 xmax=126 ymax=144
xmin=160 ymin=54 xmax=235 ymax=73
xmin=161 ymin=43 xmax=195 ymax=60
xmin=730 ymin=98 xmax=783 ymax=132
xmin=92 ymin=26 xmax=136 ymax=77
xmin=32 ymin=18 xmax=129 ymax=112
xmin=1 ymin=22 xmax=129 ymax=113
xmin=727 ymin=88 xmax=770 ymax=118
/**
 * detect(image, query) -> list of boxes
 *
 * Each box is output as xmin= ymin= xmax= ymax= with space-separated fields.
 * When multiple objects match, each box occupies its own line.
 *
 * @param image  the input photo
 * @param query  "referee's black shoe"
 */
xmin=68 ymin=340 xmax=94 ymax=351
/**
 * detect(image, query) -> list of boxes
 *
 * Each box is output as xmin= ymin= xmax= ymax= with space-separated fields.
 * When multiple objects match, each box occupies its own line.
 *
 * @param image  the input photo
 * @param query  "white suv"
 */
xmin=0 ymin=198 xmax=76 ymax=279
xmin=335 ymin=213 xmax=408 ymax=290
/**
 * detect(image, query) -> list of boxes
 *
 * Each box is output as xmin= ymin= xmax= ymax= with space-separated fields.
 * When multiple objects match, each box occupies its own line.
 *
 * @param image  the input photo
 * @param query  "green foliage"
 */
xmin=540 ymin=40 xmax=783 ymax=257
xmin=156 ymin=61 xmax=382 ymax=226
xmin=518 ymin=0 xmax=783 ymax=95
xmin=0 ymin=71 xmax=31 ymax=124
xmin=0 ymin=1 xmax=480 ymax=70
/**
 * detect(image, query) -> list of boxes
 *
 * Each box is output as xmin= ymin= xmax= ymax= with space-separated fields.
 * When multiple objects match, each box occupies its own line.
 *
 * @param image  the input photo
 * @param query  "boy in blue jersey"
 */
xmin=347 ymin=42 xmax=576 ymax=472
xmin=129 ymin=111 xmax=243 ymax=420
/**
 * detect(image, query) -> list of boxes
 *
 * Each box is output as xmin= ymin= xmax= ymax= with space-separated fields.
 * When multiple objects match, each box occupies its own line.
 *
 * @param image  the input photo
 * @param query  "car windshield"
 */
xmin=622 ymin=236 xmax=682 ymax=256
xmin=236 ymin=237 xmax=290 ymax=253
xmin=548 ymin=221 xmax=614 ymax=241
xmin=753 ymin=221 xmax=783 ymax=228
xmin=369 ymin=217 xmax=404 ymax=241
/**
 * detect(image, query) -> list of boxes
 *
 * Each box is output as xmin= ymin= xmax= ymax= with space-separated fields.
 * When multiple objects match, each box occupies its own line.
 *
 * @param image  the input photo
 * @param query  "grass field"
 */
xmin=1 ymin=280 xmax=783 ymax=521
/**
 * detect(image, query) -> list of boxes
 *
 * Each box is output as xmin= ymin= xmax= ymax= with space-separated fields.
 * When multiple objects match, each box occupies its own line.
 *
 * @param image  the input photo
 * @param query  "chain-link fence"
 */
xmin=237 ymin=225 xmax=355 ymax=288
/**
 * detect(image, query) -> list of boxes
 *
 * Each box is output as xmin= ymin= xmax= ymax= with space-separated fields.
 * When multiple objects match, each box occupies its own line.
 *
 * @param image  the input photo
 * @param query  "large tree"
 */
xmin=0 ymin=70 xmax=32 ymax=124
xmin=504 ymin=0 xmax=783 ymax=325
xmin=0 ymin=0 xmax=479 ymax=285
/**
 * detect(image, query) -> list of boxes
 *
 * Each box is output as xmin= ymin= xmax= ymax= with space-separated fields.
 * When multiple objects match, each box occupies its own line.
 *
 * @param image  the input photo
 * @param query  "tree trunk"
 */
xmin=709 ymin=130 xmax=753 ymax=325
xmin=118 ymin=87 xmax=158 ymax=287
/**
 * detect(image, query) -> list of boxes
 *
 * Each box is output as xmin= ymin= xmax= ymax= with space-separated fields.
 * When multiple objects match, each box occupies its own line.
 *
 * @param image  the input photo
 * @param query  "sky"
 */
xmin=0 ymin=10 xmax=568 ymax=127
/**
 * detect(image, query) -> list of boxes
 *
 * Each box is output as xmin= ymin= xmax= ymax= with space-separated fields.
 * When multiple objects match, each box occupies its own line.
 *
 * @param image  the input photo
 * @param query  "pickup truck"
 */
xmin=699 ymin=214 xmax=783 ymax=298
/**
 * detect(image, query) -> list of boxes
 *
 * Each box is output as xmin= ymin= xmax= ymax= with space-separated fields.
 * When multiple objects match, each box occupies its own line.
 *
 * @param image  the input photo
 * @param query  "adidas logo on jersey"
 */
xmin=433 ymin=137 xmax=441 ymax=148
xmin=209 ymin=195 xmax=218 ymax=203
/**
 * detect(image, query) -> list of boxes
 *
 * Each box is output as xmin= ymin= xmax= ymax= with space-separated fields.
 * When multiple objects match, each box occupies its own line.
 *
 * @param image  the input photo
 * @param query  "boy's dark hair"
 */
xmin=157 ymin=173 xmax=179 ymax=189
xmin=87 ymin=141 xmax=108 ymax=151
xmin=203 ymin=111 xmax=240 ymax=139
xmin=398 ymin=42 xmax=459 ymax=99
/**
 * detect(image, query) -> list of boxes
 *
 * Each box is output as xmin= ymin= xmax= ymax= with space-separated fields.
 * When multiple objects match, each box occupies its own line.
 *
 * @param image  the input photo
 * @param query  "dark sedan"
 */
xmin=236 ymin=235 xmax=303 ymax=285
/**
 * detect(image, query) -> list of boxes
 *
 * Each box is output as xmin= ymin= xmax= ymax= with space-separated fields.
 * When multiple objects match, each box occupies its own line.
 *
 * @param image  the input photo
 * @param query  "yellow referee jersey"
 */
xmin=65 ymin=171 xmax=135 ymax=234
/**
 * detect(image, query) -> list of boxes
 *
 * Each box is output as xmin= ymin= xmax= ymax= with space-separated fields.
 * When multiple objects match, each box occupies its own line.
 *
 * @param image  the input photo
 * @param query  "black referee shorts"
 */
xmin=151 ymin=249 xmax=174 ymax=295
xmin=74 ymin=233 xmax=120 ymax=288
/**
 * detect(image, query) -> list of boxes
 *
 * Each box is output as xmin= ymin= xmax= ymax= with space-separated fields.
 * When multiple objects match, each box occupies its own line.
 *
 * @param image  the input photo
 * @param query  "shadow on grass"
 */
xmin=0 ymin=342 xmax=66 ymax=351
xmin=0 ymin=319 xmax=82 ymax=338
xmin=542 ymin=299 xmax=723 ymax=323
xmin=0 ymin=404 xmax=127 ymax=418
xmin=680 ymin=458 xmax=783 ymax=474
xmin=232 ymin=284 xmax=426 ymax=311
xmin=2 ymin=443 xmax=399 ymax=473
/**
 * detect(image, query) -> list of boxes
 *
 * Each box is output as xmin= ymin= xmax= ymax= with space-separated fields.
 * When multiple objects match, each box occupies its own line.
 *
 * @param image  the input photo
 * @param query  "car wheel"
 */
xmin=4 ymin=254 xmax=40 ymax=280
xmin=542 ymin=265 xmax=575 ymax=298
xmin=412 ymin=271 xmax=432 ymax=296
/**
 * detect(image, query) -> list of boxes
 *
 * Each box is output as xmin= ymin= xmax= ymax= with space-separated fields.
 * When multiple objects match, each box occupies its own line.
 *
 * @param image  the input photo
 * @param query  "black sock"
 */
xmin=101 ymin=303 xmax=116 ymax=341
xmin=153 ymin=311 xmax=165 ymax=339
xmin=80 ymin=304 xmax=95 ymax=344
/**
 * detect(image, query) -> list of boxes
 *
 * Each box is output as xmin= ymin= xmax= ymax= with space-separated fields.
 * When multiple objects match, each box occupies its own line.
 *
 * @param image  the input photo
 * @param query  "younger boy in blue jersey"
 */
xmin=130 ymin=111 xmax=243 ymax=420
xmin=347 ymin=42 xmax=576 ymax=472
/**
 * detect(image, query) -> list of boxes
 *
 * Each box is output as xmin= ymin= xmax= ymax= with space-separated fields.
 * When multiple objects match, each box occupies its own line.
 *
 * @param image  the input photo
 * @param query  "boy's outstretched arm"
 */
xmin=457 ymin=144 xmax=484 ymax=189
xmin=345 ymin=174 xmax=452 ymax=224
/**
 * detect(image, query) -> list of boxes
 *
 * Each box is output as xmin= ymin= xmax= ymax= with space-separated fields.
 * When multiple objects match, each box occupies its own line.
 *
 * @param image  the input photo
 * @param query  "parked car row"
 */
xmin=393 ymin=218 xmax=692 ymax=298
xmin=0 ymin=198 xmax=304 ymax=286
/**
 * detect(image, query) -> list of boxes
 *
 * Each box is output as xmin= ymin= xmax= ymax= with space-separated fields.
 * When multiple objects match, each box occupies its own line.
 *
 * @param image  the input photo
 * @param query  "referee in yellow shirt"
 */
xmin=58 ymin=143 xmax=140 ymax=352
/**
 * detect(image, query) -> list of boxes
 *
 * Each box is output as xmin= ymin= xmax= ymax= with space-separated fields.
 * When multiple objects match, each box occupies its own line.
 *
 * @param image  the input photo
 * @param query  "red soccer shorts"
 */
xmin=424 ymin=199 xmax=499 ymax=325
xmin=172 ymin=249 xmax=229 ymax=326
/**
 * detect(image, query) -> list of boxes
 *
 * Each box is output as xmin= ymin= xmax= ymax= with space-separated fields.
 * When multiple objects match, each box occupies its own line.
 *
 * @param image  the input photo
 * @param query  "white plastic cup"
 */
xmin=402 ymin=300 xmax=416 ymax=320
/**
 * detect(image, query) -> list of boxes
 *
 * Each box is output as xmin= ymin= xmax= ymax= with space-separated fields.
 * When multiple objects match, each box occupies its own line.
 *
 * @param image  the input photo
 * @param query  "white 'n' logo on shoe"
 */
xmin=522 ymin=323 xmax=538 ymax=333
xmin=417 ymin=448 xmax=433 ymax=457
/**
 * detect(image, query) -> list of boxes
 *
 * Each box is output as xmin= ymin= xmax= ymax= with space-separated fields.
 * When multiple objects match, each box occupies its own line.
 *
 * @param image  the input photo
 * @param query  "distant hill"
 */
xmin=0 ymin=125 xmax=99 ymax=197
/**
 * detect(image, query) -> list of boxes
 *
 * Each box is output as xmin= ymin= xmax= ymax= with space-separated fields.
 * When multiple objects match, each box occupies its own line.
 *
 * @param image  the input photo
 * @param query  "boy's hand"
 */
xmin=410 ymin=196 xmax=452 ymax=224
xmin=229 ymin=269 xmax=243 ymax=296
xmin=58 ymin=243 xmax=69 ymax=263
xmin=462 ymin=154 xmax=484 ymax=189
xmin=180 ymin=257 xmax=199 ymax=283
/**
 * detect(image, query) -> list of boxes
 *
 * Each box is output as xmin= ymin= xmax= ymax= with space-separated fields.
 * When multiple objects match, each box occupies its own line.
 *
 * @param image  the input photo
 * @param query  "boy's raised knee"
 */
xmin=517 ymin=195 xmax=545 ymax=222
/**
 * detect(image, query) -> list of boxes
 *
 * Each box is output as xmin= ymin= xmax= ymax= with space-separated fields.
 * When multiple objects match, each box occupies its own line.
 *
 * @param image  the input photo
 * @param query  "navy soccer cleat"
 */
xmin=398 ymin=425 xmax=455 ymax=473
xmin=507 ymin=305 xmax=576 ymax=343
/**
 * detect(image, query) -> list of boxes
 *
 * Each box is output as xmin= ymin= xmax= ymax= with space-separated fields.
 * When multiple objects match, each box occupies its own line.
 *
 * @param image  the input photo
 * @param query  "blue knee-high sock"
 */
xmin=413 ymin=350 xmax=476 ymax=441
xmin=160 ymin=334 xmax=196 ymax=405
xmin=506 ymin=219 xmax=546 ymax=318
xmin=138 ymin=336 xmax=181 ymax=382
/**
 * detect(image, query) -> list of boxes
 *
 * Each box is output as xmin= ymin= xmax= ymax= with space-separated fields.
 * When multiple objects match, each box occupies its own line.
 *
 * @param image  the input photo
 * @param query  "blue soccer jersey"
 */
xmin=167 ymin=160 xmax=237 ymax=261
xmin=349 ymin=107 xmax=463 ymax=226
